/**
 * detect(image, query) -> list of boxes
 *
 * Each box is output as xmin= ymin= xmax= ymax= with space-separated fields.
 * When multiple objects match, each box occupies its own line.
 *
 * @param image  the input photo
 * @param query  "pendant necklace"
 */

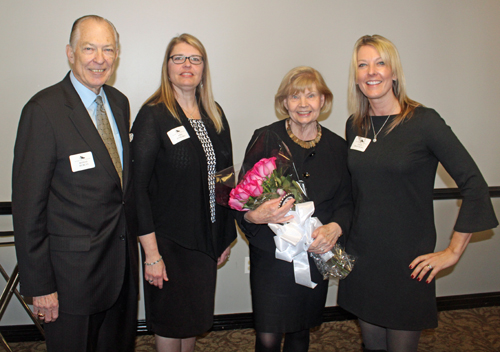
xmin=183 ymin=107 xmax=199 ymax=119
xmin=370 ymin=115 xmax=391 ymax=142
xmin=182 ymin=100 xmax=200 ymax=120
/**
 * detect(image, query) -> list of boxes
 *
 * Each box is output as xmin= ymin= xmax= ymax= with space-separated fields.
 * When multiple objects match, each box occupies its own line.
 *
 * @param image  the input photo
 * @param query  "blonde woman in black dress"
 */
xmin=132 ymin=34 xmax=236 ymax=352
xmin=337 ymin=35 xmax=498 ymax=352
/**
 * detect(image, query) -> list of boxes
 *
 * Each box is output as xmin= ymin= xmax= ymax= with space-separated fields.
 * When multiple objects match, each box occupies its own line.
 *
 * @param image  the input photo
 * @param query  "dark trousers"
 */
xmin=44 ymin=264 xmax=137 ymax=352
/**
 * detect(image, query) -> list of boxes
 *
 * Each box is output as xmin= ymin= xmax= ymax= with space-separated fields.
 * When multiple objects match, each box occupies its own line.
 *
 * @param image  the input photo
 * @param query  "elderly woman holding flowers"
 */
xmin=236 ymin=66 xmax=353 ymax=352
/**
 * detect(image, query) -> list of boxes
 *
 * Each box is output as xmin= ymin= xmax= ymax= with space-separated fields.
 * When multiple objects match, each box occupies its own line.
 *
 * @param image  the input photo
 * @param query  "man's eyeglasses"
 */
xmin=169 ymin=55 xmax=203 ymax=65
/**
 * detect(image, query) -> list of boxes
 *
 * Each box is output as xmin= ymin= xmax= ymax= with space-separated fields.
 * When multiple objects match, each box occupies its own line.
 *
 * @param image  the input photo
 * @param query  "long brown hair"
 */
xmin=348 ymin=35 xmax=420 ymax=135
xmin=145 ymin=33 xmax=223 ymax=133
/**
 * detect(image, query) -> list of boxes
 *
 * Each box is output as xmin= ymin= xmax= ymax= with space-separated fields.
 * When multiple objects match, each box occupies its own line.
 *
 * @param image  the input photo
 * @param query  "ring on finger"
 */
xmin=427 ymin=264 xmax=433 ymax=270
xmin=148 ymin=279 xmax=153 ymax=283
xmin=37 ymin=313 xmax=45 ymax=318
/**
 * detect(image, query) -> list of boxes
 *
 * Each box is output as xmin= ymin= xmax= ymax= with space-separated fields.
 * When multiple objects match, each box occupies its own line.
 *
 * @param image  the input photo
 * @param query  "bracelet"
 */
xmin=144 ymin=256 xmax=163 ymax=266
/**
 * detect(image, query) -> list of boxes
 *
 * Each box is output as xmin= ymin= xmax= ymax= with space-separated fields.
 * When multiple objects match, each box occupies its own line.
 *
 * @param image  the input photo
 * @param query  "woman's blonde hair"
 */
xmin=275 ymin=66 xmax=333 ymax=116
xmin=348 ymin=34 xmax=420 ymax=135
xmin=145 ymin=33 xmax=223 ymax=133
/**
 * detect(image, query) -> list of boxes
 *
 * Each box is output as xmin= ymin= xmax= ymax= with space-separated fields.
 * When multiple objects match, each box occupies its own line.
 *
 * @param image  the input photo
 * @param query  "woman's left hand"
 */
xmin=308 ymin=222 xmax=342 ymax=254
xmin=217 ymin=246 xmax=231 ymax=265
xmin=409 ymin=231 xmax=472 ymax=283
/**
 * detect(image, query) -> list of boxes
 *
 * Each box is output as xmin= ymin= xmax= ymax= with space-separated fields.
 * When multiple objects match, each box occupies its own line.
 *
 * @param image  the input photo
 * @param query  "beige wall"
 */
xmin=1 ymin=0 xmax=499 ymax=325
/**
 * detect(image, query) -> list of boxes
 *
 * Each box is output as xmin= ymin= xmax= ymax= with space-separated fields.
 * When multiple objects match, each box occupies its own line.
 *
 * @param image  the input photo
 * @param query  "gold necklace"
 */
xmin=286 ymin=118 xmax=322 ymax=149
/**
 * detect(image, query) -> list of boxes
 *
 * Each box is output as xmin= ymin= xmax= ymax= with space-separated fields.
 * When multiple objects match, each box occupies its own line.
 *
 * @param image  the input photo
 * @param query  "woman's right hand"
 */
xmin=144 ymin=257 xmax=168 ymax=289
xmin=243 ymin=197 xmax=295 ymax=224
xmin=139 ymin=232 xmax=169 ymax=289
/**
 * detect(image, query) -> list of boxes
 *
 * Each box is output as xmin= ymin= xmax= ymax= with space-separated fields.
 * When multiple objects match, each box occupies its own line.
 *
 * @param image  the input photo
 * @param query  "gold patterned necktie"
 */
xmin=95 ymin=96 xmax=123 ymax=187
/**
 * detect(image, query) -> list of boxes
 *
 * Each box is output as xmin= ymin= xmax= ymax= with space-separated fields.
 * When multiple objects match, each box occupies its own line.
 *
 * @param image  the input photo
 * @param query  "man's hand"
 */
xmin=33 ymin=292 xmax=59 ymax=323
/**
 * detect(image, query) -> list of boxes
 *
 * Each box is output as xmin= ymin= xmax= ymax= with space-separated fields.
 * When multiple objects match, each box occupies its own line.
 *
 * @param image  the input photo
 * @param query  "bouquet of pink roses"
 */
xmin=215 ymin=129 xmax=305 ymax=210
xmin=228 ymin=156 xmax=305 ymax=211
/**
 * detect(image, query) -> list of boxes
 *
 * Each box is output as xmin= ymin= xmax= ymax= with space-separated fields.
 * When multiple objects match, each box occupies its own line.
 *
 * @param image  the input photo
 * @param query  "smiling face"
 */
xmin=284 ymin=85 xmax=325 ymax=128
xmin=356 ymin=44 xmax=397 ymax=105
xmin=66 ymin=18 xmax=118 ymax=94
xmin=167 ymin=42 xmax=204 ymax=95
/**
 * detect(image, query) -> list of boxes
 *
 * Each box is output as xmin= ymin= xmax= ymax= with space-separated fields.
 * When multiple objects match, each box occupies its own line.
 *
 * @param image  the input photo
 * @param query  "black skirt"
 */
xmin=250 ymin=244 xmax=329 ymax=333
xmin=143 ymin=237 xmax=217 ymax=338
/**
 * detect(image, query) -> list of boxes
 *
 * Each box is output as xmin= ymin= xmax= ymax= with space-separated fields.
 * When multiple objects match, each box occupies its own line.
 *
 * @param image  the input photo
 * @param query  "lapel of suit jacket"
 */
xmin=61 ymin=74 xmax=122 ymax=190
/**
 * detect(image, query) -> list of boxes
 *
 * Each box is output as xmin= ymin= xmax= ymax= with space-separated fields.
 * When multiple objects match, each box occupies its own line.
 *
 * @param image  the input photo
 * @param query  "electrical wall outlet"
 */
xmin=244 ymin=256 xmax=250 ymax=274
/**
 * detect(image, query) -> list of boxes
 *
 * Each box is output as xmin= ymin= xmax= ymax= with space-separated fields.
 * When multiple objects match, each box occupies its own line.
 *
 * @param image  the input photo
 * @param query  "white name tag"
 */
xmin=350 ymin=136 xmax=371 ymax=152
xmin=167 ymin=126 xmax=190 ymax=145
xmin=69 ymin=151 xmax=95 ymax=172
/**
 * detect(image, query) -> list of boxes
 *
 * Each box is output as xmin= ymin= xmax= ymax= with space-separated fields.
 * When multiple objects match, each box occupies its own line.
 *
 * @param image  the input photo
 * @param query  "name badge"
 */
xmin=69 ymin=151 xmax=95 ymax=172
xmin=167 ymin=126 xmax=190 ymax=145
xmin=350 ymin=136 xmax=371 ymax=152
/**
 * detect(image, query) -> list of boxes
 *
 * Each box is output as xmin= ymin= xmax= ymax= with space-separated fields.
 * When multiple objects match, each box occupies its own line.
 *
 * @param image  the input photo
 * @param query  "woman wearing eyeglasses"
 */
xmin=131 ymin=33 xmax=236 ymax=352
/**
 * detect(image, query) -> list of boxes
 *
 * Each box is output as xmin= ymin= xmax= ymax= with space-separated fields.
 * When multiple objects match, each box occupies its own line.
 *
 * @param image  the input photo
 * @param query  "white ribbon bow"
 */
xmin=268 ymin=201 xmax=323 ymax=289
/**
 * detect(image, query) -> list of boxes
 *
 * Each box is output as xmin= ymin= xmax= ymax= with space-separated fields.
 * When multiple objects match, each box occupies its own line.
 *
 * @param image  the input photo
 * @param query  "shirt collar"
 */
xmin=70 ymin=71 xmax=107 ymax=109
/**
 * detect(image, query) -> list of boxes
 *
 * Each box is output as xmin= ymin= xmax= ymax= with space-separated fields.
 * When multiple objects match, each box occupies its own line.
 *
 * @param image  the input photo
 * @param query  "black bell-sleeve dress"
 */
xmin=338 ymin=106 xmax=498 ymax=330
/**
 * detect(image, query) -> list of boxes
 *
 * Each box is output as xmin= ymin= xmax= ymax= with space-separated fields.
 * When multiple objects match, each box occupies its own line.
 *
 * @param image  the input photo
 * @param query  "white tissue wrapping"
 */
xmin=268 ymin=201 xmax=323 ymax=289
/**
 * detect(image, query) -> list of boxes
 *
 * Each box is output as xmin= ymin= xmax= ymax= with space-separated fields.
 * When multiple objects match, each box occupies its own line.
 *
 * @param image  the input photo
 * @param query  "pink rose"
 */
xmin=243 ymin=171 xmax=264 ymax=183
xmin=241 ymin=179 xmax=263 ymax=197
xmin=228 ymin=197 xmax=246 ymax=211
xmin=251 ymin=157 xmax=277 ymax=178
xmin=229 ymin=186 xmax=251 ymax=211
xmin=237 ymin=170 xmax=264 ymax=193
xmin=230 ymin=186 xmax=251 ymax=202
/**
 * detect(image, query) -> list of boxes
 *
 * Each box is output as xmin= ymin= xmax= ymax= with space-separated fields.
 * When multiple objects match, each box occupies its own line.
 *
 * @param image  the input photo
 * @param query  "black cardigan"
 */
xmin=236 ymin=119 xmax=353 ymax=252
xmin=131 ymin=102 xmax=236 ymax=259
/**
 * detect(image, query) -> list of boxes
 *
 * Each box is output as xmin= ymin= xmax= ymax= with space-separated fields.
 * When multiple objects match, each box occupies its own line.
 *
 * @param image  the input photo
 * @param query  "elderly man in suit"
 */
xmin=12 ymin=15 xmax=138 ymax=352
